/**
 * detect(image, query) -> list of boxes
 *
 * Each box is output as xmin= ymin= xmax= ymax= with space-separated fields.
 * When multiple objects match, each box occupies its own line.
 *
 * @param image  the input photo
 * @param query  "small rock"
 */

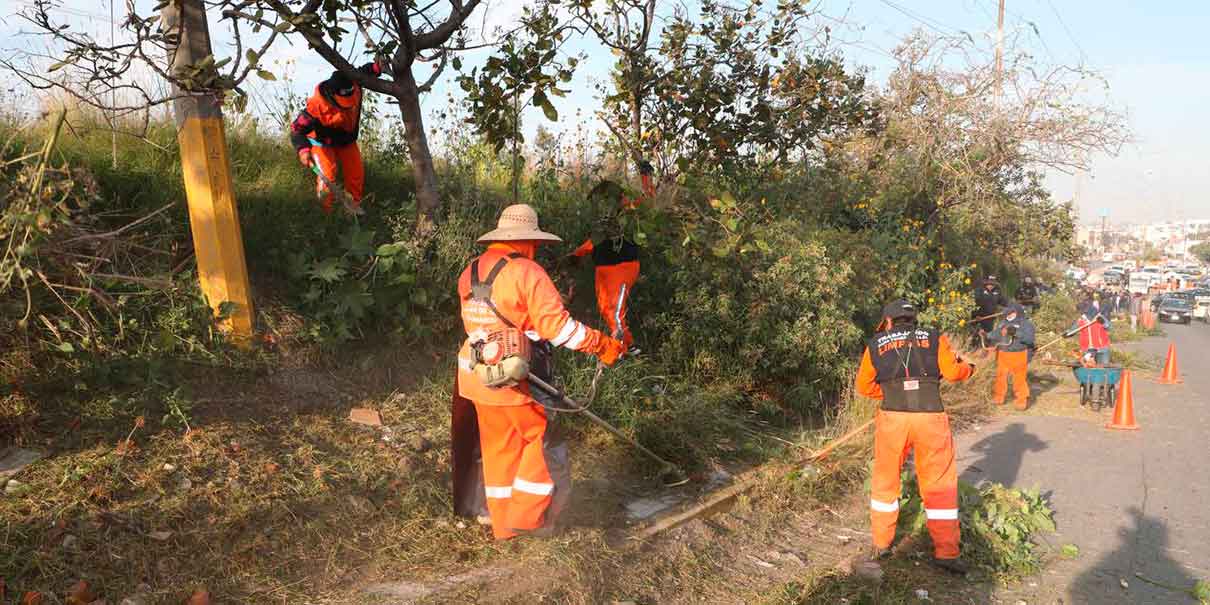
xmin=408 ymin=434 xmax=432 ymax=453
xmin=177 ymin=478 xmax=193 ymax=492
xmin=853 ymin=560 xmax=884 ymax=583
xmin=915 ymin=588 xmax=930 ymax=600
xmin=1119 ymin=578 xmax=1129 ymax=589
xmin=149 ymin=531 xmax=172 ymax=541
xmin=61 ymin=534 xmax=78 ymax=549
xmin=162 ymin=463 xmax=176 ymax=472
xmin=799 ymin=464 xmax=822 ymax=479
xmin=1014 ymin=600 xmax=1027 ymax=605
xmin=5 ymin=479 xmax=29 ymax=496
xmin=455 ymin=521 xmax=467 ymax=529
xmin=0 ymin=448 xmax=43 ymax=481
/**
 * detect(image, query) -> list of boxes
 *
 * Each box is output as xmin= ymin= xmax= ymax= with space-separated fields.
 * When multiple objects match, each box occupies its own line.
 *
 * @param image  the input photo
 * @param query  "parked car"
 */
xmin=1157 ymin=297 xmax=1194 ymax=324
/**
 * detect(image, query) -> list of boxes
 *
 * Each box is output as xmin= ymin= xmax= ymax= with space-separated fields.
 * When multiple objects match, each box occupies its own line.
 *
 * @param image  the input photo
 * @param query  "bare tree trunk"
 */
xmin=396 ymin=69 xmax=440 ymax=233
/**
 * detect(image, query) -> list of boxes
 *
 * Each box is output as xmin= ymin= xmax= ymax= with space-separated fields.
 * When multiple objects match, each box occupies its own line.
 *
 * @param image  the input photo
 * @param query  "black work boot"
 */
xmin=931 ymin=556 xmax=970 ymax=575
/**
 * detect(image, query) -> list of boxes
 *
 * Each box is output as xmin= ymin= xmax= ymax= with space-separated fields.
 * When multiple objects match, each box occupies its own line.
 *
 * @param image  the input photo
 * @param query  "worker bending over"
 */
xmin=456 ymin=204 xmax=625 ymax=539
xmin=990 ymin=302 xmax=1037 ymax=410
xmin=290 ymin=62 xmax=381 ymax=214
xmin=856 ymin=300 xmax=976 ymax=574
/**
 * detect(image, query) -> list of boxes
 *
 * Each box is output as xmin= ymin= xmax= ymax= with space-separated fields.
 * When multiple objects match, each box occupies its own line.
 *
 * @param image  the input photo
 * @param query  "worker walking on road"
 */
xmin=456 ymin=204 xmax=625 ymax=540
xmin=855 ymin=300 xmax=977 ymax=574
xmin=572 ymin=207 xmax=640 ymax=352
xmin=990 ymin=302 xmax=1037 ymax=410
xmin=289 ymin=62 xmax=381 ymax=214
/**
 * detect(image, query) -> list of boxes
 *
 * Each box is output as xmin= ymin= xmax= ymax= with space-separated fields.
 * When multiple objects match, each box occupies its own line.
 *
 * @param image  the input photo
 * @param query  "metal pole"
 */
xmin=995 ymin=0 xmax=1005 ymax=99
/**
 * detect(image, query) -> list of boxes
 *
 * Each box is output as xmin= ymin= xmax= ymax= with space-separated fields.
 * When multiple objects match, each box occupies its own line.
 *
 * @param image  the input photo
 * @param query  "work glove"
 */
xmin=297 ymin=147 xmax=313 ymax=167
xmin=594 ymin=336 xmax=626 ymax=367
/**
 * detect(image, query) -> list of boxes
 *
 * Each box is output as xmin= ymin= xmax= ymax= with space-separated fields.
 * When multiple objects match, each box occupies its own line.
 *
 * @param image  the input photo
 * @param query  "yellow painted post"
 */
xmin=161 ymin=0 xmax=254 ymax=344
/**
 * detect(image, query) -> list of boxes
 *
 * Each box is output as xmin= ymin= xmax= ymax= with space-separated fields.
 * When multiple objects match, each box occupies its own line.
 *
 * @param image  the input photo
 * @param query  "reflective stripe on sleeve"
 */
xmin=550 ymin=319 xmax=579 ymax=347
xmin=484 ymin=485 xmax=513 ymax=499
xmin=870 ymin=498 xmax=900 ymax=513
xmin=513 ymin=477 xmax=554 ymax=496
xmin=563 ymin=322 xmax=588 ymax=350
xmin=925 ymin=508 xmax=959 ymax=520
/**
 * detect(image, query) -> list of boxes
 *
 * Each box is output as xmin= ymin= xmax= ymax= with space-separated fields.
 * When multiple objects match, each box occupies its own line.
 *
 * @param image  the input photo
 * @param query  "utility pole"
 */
xmin=160 ymin=0 xmax=254 ymax=344
xmin=995 ymin=0 xmax=1005 ymax=98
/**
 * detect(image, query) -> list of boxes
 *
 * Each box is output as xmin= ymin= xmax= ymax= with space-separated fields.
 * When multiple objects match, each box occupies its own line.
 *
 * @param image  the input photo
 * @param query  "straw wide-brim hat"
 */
xmin=477 ymin=204 xmax=563 ymax=243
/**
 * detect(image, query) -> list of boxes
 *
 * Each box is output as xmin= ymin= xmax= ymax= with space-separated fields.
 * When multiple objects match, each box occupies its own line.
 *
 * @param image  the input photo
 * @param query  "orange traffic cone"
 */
xmin=1157 ymin=343 xmax=1182 ymax=384
xmin=1107 ymin=370 xmax=1139 ymax=431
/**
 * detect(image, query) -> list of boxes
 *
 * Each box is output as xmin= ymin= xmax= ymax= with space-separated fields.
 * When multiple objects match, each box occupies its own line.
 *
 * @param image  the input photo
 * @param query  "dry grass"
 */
xmin=2 ymin=329 xmax=1096 ymax=604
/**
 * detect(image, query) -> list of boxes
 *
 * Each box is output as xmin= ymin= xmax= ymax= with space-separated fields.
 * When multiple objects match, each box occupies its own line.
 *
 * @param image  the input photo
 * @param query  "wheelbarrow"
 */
xmin=1070 ymin=365 xmax=1123 ymax=412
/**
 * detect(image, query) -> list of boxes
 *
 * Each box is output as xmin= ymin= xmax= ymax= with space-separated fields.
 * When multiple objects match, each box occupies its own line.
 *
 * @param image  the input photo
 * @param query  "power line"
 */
xmin=875 ymin=0 xmax=960 ymax=36
xmin=1044 ymin=0 xmax=1086 ymax=62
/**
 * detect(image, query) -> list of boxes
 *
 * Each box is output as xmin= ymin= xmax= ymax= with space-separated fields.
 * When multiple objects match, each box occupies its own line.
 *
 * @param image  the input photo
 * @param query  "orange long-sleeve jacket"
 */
xmin=457 ymin=242 xmax=609 ymax=406
xmin=855 ymin=332 xmax=972 ymax=401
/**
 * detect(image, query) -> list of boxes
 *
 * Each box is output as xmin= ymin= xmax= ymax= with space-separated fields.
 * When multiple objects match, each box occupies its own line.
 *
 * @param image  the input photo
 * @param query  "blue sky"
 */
xmin=3 ymin=1 xmax=1207 ymax=225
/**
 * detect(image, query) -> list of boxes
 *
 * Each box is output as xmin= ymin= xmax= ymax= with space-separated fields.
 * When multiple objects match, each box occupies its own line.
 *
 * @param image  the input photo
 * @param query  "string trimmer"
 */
xmin=531 ymin=285 xmax=690 ymax=487
xmin=309 ymin=163 xmax=364 ymax=216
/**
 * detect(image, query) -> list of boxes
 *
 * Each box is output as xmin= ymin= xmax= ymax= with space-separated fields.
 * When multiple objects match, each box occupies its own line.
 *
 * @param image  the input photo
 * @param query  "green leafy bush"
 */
xmin=898 ymin=473 xmax=1056 ymax=576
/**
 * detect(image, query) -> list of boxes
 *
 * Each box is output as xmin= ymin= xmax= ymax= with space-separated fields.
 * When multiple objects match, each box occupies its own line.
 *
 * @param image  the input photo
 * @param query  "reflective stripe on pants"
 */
xmin=594 ymin=261 xmax=639 ymax=348
xmin=870 ymin=410 xmax=960 ymax=559
xmin=473 ymin=400 xmax=554 ymax=539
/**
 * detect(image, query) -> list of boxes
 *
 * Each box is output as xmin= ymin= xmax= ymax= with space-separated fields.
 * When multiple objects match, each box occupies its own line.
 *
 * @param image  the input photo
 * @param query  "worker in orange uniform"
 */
xmin=855 ymin=300 xmax=976 ymax=574
xmin=456 ymin=204 xmax=625 ymax=540
xmin=289 ymin=61 xmax=381 ymax=214
xmin=572 ymin=208 xmax=640 ymax=351
xmin=990 ymin=302 xmax=1036 ymax=410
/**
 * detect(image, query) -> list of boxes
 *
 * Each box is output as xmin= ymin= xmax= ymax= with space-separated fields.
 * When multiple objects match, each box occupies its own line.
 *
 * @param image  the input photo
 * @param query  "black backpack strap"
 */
xmin=467 ymin=253 xmax=525 ymax=330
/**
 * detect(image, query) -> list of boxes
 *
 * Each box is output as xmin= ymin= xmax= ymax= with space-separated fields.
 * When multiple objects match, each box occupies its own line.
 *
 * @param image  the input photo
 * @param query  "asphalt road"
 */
xmin=955 ymin=321 xmax=1210 ymax=604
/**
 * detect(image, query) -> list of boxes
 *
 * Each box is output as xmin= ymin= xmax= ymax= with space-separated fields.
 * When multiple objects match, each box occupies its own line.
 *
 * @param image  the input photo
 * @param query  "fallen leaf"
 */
xmin=185 ymin=588 xmax=210 ymax=605
xmin=66 ymin=580 xmax=96 ymax=604
xmin=22 ymin=591 xmax=44 ymax=605
xmin=263 ymin=462 xmax=279 ymax=475
xmin=149 ymin=531 xmax=173 ymax=541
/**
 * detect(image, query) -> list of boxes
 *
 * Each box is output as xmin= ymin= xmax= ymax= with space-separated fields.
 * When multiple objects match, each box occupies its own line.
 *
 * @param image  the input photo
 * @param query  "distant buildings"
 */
xmin=1078 ymin=219 xmax=1210 ymax=260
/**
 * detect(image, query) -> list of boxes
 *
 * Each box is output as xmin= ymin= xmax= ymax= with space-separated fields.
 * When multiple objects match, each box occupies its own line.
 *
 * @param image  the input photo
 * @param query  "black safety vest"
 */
xmin=591 ymin=237 xmax=639 ymax=267
xmin=868 ymin=326 xmax=944 ymax=413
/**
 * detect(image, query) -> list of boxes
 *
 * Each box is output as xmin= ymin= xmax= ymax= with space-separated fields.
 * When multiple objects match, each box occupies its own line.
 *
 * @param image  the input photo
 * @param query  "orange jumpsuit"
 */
xmin=856 ymin=327 xmax=974 ymax=560
xmin=456 ymin=242 xmax=616 ymax=539
xmin=290 ymin=64 xmax=378 ymax=212
xmin=573 ymin=238 xmax=640 ymax=348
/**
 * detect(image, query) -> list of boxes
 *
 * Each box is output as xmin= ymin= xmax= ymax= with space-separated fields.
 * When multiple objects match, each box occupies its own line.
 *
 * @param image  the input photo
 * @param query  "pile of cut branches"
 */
xmin=1 ymin=113 xmax=214 ymax=380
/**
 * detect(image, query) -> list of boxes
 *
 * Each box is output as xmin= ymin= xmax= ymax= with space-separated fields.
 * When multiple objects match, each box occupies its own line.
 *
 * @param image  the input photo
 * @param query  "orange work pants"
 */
xmin=870 ymin=410 xmax=960 ymax=559
xmin=594 ymin=261 xmax=639 ymax=348
xmin=473 ymin=401 xmax=554 ymax=540
xmin=313 ymin=142 xmax=364 ymax=212
xmin=993 ymin=350 xmax=1030 ymax=410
